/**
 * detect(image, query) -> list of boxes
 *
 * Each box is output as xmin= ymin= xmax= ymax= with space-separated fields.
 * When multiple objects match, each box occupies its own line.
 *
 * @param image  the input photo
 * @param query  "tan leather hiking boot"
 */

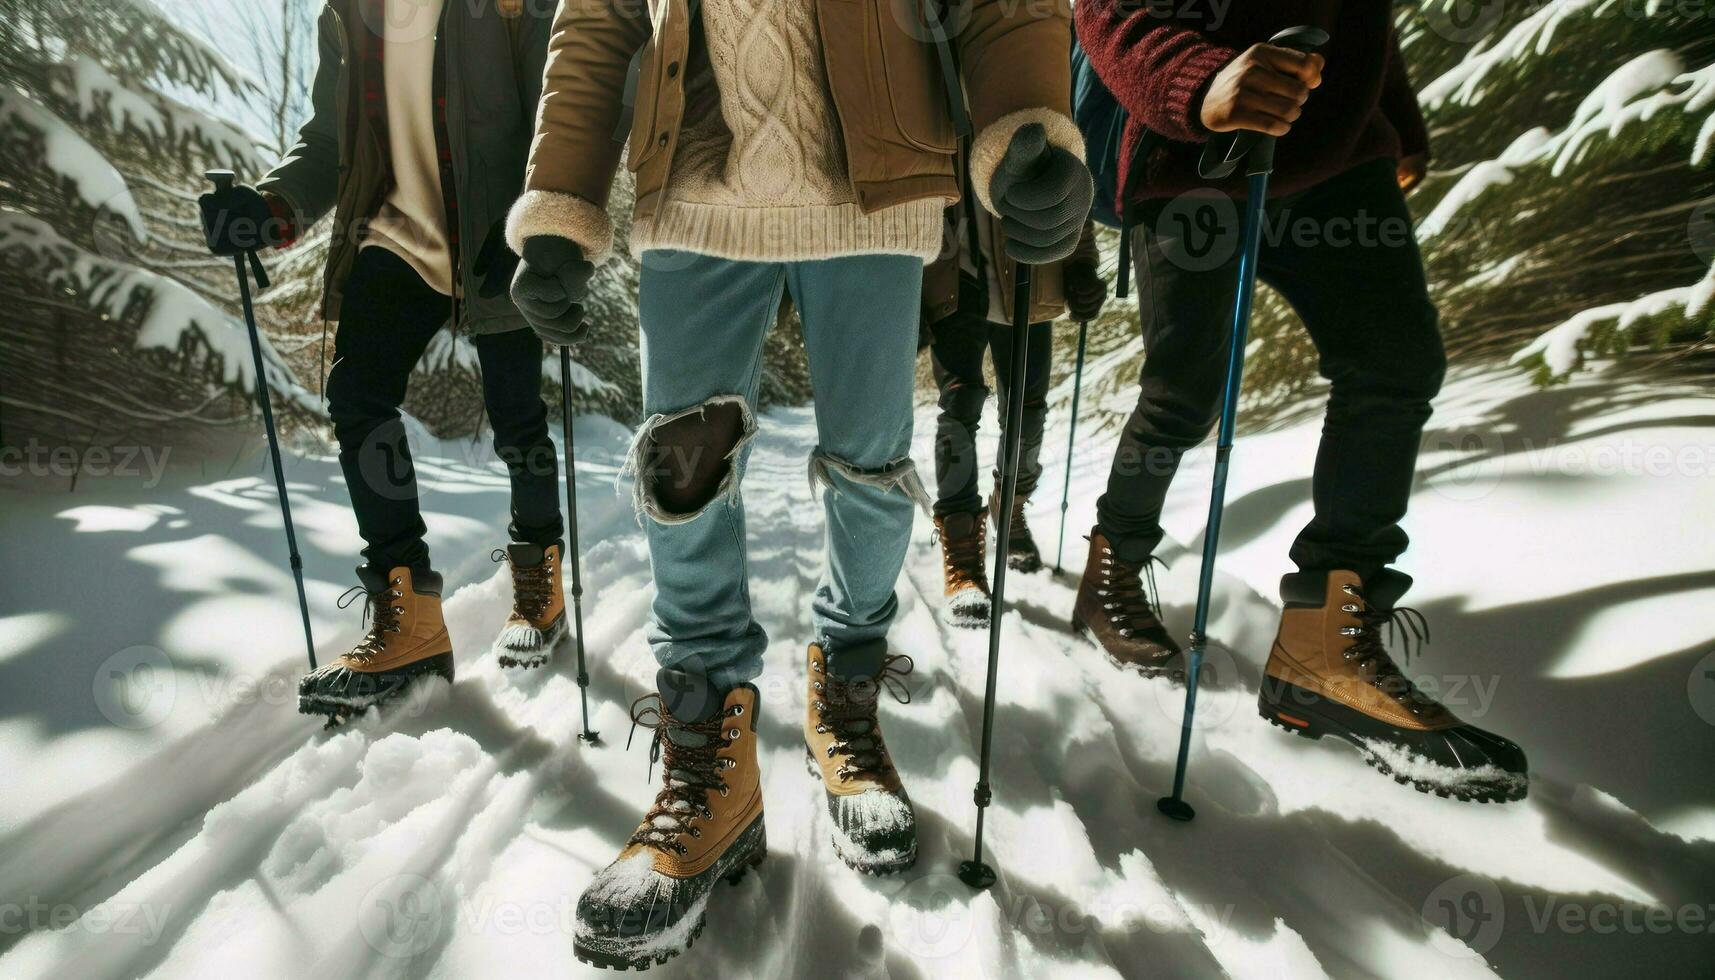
xmin=1259 ymin=569 xmax=1528 ymax=803
xmin=935 ymin=511 xmax=990 ymax=629
xmin=491 ymin=541 xmax=567 ymax=669
xmin=298 ymin=565 xmax=454 ymax=723
xmin=1071 ymin=527 xmax=1182 ymax=675
xmin=574 ymin=668 xmax=765 ymax=970
xmin=989 ymin=480 xmax=1043 ymax=573
xmin=803 ymin=641 xmax=917 ymax=875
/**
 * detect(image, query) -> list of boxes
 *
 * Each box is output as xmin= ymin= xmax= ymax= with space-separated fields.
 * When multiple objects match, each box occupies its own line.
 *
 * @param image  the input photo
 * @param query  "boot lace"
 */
xmin=492 ymin=548 xmax=554 ymax=622
xmin=336 ymin=577 xmax=402 ymax=665
xmin=1338 ymin=583 xmax=1435 ymax=714
xmin=1096 ymin=544 xmax=1168 ymax=639
xmin=624 ymin=693 xmax=744 ymax=855
xmin=937 ymin=517 xmax=987 ymax=591
xmin=812 ymin=653 xmax=914 ymax=782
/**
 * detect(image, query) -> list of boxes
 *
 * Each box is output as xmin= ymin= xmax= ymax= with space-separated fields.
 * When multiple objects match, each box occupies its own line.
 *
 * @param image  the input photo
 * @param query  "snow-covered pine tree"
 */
xmin=0 ymin=0 xmax=319 ymax=458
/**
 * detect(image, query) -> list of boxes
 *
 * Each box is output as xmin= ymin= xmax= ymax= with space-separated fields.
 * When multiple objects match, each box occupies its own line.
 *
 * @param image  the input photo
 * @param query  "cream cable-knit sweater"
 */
xmin=630 ymin=0 xmax=945 ymax=262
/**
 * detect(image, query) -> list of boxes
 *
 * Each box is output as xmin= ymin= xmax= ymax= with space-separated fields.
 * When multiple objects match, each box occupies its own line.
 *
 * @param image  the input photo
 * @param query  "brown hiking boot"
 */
xmin=803 ymin=641 xmax=917 ymax=875
xmin=934 ymin=511 xmax=990 ymax=629
xmin=299 ymin=565 xmax=454 ymax=724
xmin=491 ymin=541 xmax=567 ymax=669
xmin=1259 ymin=569 xmax=1529 ymax=803
xmin=574 ymin=668 xmax=765 ymax=970
xmin=1071 ymin=527 xmax=1182 ymax=675
xmin=989 ymin=480 xmax=1043 ymax=572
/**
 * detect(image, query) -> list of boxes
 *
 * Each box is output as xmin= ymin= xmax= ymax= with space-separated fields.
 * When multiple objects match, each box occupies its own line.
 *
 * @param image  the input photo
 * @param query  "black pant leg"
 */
xmin=1257 ymin=160 xmax=1446 ymax=579
xmin=929 ymin=308 xmax=994 ymax=516
xmin=324 ymin=247 xmax=450 ymax=572
xmin=989 ymin=320 xmax=1053 ymax=498
xmin=1095 ymin=207 xmax=1241 ymax=563
xmin=473 ymin=327 xmax=563 ymax=545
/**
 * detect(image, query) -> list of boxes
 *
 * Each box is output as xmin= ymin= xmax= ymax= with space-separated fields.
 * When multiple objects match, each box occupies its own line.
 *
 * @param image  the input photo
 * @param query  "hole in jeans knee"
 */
xmin=624 ymin=396 xmax=756 ymax=525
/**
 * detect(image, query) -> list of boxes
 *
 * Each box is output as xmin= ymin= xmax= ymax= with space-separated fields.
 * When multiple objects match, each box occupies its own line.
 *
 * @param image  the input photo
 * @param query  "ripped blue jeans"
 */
xmin=630 ymin=250 xmax=928 ymax=688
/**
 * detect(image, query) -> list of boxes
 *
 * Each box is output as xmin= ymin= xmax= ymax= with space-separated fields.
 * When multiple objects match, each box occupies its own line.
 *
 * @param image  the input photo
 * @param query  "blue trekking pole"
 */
xmin=1157 ymin=27 xmax=1328 ymax=823
xmin=1052 ymin=319 xmax=1088 ymax=575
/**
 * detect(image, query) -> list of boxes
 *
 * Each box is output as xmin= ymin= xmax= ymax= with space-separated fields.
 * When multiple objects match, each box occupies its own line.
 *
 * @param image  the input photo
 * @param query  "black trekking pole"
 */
xmin=558 ymin=346 xmax=600 ymax=745
xmin=206 ymin=171 xmax=317 ymax=672
xmin=958 ymin=258 xmax=1034 ymax=890
xmin=1156 ymin=27 xmax=1327 ymax=823
xmin=1052 ymin=319 xmax=1089 ymax=574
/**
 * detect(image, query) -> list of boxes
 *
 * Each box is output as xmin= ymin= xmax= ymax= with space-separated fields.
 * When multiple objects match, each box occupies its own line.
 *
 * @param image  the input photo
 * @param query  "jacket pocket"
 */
xmin=873 ymin=0 xmax=956 ymax=154
xmin=625 ymin=41 xmax=664 ymax=172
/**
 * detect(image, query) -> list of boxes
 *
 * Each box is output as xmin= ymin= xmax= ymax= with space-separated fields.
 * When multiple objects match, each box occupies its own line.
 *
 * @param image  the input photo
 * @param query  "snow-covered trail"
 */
xmin=3 ymin=367 xmax=1713 ymax=978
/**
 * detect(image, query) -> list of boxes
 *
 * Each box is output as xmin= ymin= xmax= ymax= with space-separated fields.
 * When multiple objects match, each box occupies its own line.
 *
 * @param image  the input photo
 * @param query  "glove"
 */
xmin=198 ymin=184 xmax=289 ymax=255
xmin=510 ymin=235 xmax=595 ymax=346
xmin=1062 ymin=258 xmax=1108 ymax=322
xmin=988 ymin=123 xmax=1094 ymax=265
xmin=472 ymin=221 xmax=521 ymax=300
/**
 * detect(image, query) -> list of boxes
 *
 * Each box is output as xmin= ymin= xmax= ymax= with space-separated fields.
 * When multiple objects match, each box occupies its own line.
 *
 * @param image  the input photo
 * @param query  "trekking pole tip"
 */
xmin=957 ymin=859 xmax=998 ymax=890
xmin=1156 ymin=795 xmax=1196 ymax=822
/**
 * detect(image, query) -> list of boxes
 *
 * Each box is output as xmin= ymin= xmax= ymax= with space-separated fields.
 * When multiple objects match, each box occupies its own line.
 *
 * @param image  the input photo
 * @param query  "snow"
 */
xmin=0 ymin=210 xmax=317 ymax=414
xmin=1510 ymin=263 xmax=1715 ymax=378
xmin=0 ymin=89 xmax=147 ymax=240
xmin=54 ymin=55 xmax=267 ymax=170
xmin=1 ymin=364 xmax=1713 ymax=977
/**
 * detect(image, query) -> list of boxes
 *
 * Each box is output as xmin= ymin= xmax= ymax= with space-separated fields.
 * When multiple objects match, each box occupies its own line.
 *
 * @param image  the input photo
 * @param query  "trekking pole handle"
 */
xmin=1197 ymin=26 xmax=1329 ymax=180
xmin=206 ymin=168 xmax=236 ymax=192
xmin=205 ymin=169 xmax=271 ymax=289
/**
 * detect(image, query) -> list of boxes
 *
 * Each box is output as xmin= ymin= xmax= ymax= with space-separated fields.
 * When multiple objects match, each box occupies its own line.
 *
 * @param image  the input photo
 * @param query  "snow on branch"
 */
xmin=0 ymin=210 xmax=320 ymax=415
xmin=1511 ymin=264 xmax=1715 ymax=380
xmin=53 ymin=55 xmax=268 ymax=171
xmin=0 ymin=89 xmax=148 ymax=241
xmin=1421 ymin=53 xmax=1714 ymax=238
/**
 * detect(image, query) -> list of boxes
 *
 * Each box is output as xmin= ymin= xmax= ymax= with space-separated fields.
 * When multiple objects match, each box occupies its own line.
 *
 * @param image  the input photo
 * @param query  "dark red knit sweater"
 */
xmin=1075 ymin=0 xmax=1430 ymax=207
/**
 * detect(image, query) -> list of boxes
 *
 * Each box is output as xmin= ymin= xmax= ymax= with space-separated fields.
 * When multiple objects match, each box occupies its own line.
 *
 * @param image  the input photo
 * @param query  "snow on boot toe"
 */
xmin=574 ymin=670 xmax=765 ymax=970
xmin=1259 ymin=569 xmax=1530 ymax=804
xmin=935 ymin=512 xmax=991 ymax=629
xmin=491 ymin=542 xmax=568 ymax=669
xmin=298 ymin=565 xmax=454 ymax=723
xmin=804 ymin=641 xmax=919 ymax=876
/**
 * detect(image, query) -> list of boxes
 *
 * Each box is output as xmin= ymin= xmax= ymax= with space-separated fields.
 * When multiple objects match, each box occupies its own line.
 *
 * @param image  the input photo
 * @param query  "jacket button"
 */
xmin=658 ymin=133 xmax=669 ymax=149
xmin=667 ymin=61 xmax=680 ymax=78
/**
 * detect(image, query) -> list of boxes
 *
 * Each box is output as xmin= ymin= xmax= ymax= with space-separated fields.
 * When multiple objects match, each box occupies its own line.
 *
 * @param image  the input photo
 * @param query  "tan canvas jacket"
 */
xmin=506 ymin=0 xmax=1082 ymax=262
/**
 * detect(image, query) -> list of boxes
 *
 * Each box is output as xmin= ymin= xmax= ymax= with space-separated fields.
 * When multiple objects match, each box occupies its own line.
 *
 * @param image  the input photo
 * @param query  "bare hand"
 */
xmin=1198 ymin=44 xmax=1325 ymax=138
xmin=1397 ymin=152 xmax=1428 ymax=193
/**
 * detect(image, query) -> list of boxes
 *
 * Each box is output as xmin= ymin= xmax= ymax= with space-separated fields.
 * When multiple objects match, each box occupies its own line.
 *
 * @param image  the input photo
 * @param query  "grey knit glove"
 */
xmin=511 ymin=236 xmax=595 ymax=347
xmin=989 ymin=123 xmax=1094 ymax=265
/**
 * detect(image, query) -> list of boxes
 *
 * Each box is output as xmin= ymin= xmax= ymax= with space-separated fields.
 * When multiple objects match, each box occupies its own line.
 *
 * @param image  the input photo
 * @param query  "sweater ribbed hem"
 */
xmin=632 ymin=198 xmax=945 ymax=263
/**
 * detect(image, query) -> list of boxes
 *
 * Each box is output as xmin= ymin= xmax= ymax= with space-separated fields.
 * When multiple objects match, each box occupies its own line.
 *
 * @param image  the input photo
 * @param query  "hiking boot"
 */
xmin=1258 ymin=569 xmax=1529 ymax=803
xmin=934 ymin=511 xmax=990 ymax=630
xmin=491 ymin=541 xmax=567 ymax=669
xmin=1071 ymin=527 xmax=1181 ymax=675
xmin=803 ymin=640 xmax=917 ymax=876
xmin=573 ymin=668 xmax=765 ymax=970
xmin=299 ymin=565 xmax=454 ymax=725
xmin=989 ymin=479 xmax=1043 ymax=572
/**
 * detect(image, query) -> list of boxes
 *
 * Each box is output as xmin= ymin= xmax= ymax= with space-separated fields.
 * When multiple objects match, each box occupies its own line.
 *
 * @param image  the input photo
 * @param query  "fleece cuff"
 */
xmin=968 ymin=108 xmax=1087 ymax=217
xmin=506 ymin=189 xmax=614 ymax=263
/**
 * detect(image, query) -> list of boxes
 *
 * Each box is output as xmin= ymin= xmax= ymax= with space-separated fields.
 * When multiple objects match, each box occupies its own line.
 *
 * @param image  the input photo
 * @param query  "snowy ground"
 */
xmin=2 ymin=363 xmax=1712 ymax=978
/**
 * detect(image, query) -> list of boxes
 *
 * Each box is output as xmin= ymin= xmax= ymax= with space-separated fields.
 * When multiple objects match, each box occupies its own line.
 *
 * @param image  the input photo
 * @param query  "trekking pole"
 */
xmin=1156 ymin=27 xmax=1327 ymax=822
xmin=206 ymin=170 xmax=317 ymax=673
xmin=559 ymin=346 xmax=600 ymax=745
xmin=1052 ymin=319 xmax=1089 ymax=574
xmin=958 ymin=258 xmax=1034 ymax=890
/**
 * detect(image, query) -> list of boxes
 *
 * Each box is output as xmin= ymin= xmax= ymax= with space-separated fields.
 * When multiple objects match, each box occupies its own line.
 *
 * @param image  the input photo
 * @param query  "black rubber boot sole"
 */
xmin=1259 ymin=676 xmax=1528 ymax=804
xmin=572 ymin=818 xmax=767 ymax=971
xmin=298 ymin=651 xmax=454 ymax=729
